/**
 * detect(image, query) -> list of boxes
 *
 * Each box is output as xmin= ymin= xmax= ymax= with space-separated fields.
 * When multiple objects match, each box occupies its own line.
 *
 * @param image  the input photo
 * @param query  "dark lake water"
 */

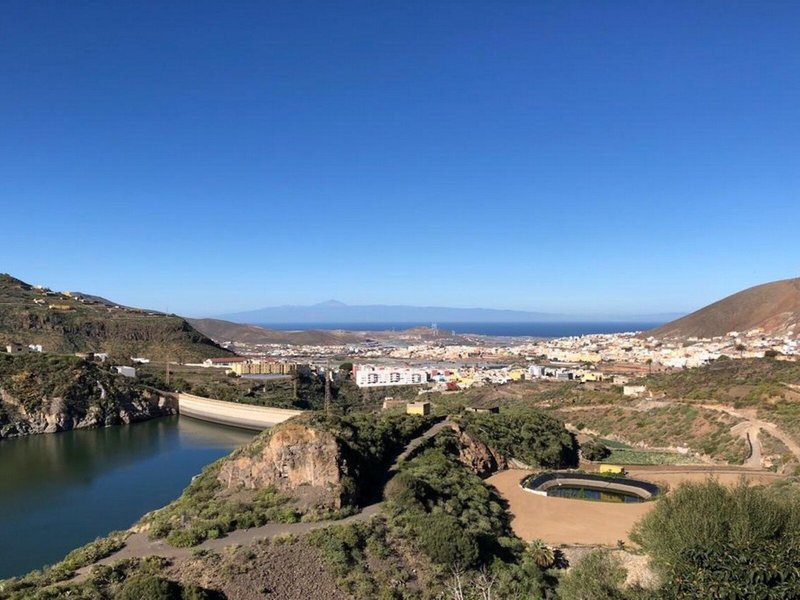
xmin=0 ymin=416 xmax=255 ymax=579
xmin=546 ymin=485 xmax=645 ymax=503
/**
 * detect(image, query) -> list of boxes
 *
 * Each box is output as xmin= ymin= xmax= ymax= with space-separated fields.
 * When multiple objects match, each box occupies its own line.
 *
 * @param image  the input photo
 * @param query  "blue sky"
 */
xmin=1 ymin=1 xmax=798 ymax=318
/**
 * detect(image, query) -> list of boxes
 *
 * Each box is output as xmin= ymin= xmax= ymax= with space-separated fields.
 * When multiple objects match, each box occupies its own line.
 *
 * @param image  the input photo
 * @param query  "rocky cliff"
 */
xmin=0 ymin=353 xmax=177 ymax=438
xmin=451 ymin=424 xmax=509 ymax=477
xmin=218 ymin=422 xmax=352 ymax=510
xmin=215 ymin=412 xmax=432 ymax=511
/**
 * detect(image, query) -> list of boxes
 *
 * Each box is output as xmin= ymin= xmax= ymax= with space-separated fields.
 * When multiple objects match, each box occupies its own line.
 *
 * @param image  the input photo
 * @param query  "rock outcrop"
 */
xmin=0 ymin=386 xmax=176 ymax=438
xmin=452 ymin=425 xmax=508 ymax=477
xmin=0 ymin=353 xmax=177 ymax=438
xmin=218 ymin=423 xmax=353 ymax=510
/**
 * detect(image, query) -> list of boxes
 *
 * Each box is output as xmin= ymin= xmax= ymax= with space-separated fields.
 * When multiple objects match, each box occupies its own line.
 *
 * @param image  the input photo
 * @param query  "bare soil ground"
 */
xmin=488 ymin=468 xmax=783 ymax=546
xmin=169 ymin=538 xmax=349 ymax=600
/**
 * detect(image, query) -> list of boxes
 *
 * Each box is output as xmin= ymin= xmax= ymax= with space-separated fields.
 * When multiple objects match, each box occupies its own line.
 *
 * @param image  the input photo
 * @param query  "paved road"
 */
xmin=70 ymin=419 xmax=451 ymax=582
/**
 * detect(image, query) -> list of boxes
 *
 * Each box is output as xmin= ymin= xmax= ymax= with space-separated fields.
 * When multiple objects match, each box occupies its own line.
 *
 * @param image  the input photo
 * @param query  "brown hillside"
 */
xmin=649 ymin=277 xmax=800 ymax=339
xmin=0 ymin=274 xmax=231 ymax=360
xmin=189 ymin=317 xmax=468 ymax=347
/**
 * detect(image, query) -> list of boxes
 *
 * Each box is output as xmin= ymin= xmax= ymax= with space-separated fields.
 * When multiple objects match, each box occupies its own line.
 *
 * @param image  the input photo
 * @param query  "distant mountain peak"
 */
xmin=314 ymin=300 xmax=348 ymax=308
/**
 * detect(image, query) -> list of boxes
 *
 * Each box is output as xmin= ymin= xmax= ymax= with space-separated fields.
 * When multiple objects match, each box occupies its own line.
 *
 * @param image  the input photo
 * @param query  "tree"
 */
xmin=527 ymin=538 xmax=555 ymax=568
xmin=581 ymin=440 xmax=611 ymax=462
xmin=339 ymin=362 xmax=354 ymax=375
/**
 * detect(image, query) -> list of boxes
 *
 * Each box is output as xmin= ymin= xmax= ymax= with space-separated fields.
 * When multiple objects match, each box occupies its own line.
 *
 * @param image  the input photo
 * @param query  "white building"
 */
xmin=623 ymin=385 xmax=647 ymax=397
xmin=114 ymin=366 xmax=137 ymax=378
xmin=354 ymin=364 xmax=428 ymax=388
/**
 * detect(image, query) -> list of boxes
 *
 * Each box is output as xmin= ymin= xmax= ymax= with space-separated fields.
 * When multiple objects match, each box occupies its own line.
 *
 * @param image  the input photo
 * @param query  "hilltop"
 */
xmin=0 ymin=274 xmax=231 ymax=361
xmin=649 ymin=277 xmax=800 ymax=339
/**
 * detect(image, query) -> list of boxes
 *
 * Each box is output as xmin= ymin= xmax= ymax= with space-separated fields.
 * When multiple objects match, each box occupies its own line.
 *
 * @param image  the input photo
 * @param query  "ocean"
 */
xmin=255 ymin=321 xmax=663 ymax=337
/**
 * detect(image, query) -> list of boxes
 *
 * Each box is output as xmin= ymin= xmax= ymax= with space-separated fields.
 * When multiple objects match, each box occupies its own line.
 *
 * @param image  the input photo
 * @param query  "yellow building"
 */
xmin=48 ymin=303 xmax=74 ymax=311
xmin=599 ymin=464 xmax=625 ymax=474
xmin=580 ymin=371 xmax=605 ymax=383
xmin=508 ymin=369 xmax=526 ymax=381
xmin=231 ymin=361 xmax=297 ymax=376
xmin=406 ymin=401 xmax=431 ymax=416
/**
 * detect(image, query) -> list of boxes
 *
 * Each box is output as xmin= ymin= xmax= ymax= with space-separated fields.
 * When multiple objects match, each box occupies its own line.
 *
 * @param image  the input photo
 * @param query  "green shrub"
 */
xmin=557 ymin=549 xmax=632 ymax=600
xmin=581 ymin=439 xmax=611 ymax=461
xmin=416 ymin=512 xmax=479 ymax=566
xmin=117 ymin=575 xmax=183 ymax=600
xmin=458 ymin=407 xmax=578 ymax=467
xmin=632 ymin=480 xmax=800 ymax=597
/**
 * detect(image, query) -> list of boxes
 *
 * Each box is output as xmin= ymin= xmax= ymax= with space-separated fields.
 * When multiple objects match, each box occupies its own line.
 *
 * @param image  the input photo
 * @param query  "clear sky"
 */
xmin=1 ymin=1 xmax=798 ymax=318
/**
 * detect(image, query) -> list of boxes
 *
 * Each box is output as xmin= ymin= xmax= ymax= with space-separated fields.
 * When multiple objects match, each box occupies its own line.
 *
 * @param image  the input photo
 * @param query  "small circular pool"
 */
xmin=524 ymin=471 xmax=660 ymax=503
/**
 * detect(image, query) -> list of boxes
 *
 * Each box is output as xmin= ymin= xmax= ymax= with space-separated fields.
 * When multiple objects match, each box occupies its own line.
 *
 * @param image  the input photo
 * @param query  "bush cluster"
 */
xmin=458 ymin=407 xmax=578 ymax=468
xmin=632 ymin=479 xmax=800 ymax=598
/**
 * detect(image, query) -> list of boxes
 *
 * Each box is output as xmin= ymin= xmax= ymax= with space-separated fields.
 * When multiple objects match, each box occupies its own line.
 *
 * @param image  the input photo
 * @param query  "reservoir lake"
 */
xmin=0 ymin=416 xmax=255 ymax=579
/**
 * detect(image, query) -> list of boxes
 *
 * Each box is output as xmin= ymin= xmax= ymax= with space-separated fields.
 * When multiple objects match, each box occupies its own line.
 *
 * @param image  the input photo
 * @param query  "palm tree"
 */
xmin=527 ymin=538 xmax=555 ymax=568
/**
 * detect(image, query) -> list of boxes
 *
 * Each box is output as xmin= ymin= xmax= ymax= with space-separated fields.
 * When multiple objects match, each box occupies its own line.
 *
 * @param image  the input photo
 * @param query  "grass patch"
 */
xmin=603 ymin=448 xmax=700 ymax=465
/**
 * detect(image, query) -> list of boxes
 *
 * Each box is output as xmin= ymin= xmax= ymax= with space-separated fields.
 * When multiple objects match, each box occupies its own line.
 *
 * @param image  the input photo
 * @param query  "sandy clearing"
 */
xmin=487 ymin=468 xmax=783 ymax=546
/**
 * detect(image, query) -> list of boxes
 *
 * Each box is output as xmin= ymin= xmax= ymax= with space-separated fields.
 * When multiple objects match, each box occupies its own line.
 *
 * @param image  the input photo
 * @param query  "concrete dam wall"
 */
xmin=178 ymin=393 xmax=304 ymax=430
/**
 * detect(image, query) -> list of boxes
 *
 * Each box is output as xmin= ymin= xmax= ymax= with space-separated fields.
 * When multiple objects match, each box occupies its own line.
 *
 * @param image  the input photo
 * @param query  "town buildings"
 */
xmin=354 ymin=364 xmax=428 ymax=388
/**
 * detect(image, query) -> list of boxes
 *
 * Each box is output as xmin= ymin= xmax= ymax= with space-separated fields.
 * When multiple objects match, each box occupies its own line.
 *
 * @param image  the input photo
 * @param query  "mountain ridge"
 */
xmin=217 ymin=301 xmax=567 ymax=325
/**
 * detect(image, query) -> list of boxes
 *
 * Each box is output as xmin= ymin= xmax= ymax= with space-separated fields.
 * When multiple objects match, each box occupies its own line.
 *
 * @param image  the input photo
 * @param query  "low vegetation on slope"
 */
xmin=0 ymin=556 xmax=224 ymax=600
xmin=141 ymin=412 xmax=432 ymax=547
xmin=643 ymin=357 xmax=800 ymax=405
xmin=0 ymin=533 xmax=129 ymax=597
xmin=456 ymin=408 xmax=579 ymax=468
xmin=559 ymin=403 xmax=748 ymax=464
xmin=641 ymin=357 xmax=800 ymax=452
xmin=311 ymin=430 xmax=557 ymax=599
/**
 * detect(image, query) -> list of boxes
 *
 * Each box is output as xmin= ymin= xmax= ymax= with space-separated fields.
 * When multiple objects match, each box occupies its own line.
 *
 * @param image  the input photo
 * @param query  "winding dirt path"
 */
xmin=700 ymin=403 xmax=800 ymax=465
xmin=555 ymin=398 xmax=800 ymax=468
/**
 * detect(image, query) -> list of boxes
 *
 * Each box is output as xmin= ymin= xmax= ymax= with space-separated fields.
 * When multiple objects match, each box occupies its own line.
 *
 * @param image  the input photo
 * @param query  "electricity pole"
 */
xmin=324 ymin=362 xmax=331 ymax=415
